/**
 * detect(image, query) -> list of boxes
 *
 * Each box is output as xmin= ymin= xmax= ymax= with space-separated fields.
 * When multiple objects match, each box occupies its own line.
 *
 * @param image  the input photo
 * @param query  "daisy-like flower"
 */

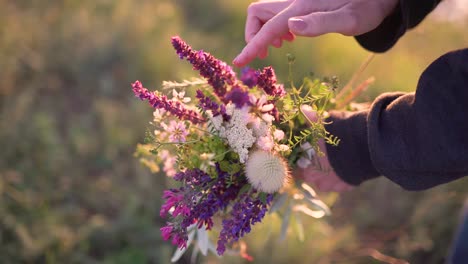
xmin=164 ymin=120 xmax=189 ymax=143
xmin=245 ymin=150 xmax=290 ymax=193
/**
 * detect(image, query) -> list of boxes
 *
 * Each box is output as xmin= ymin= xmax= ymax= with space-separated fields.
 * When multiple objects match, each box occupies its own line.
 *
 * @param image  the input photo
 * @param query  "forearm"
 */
xmin=326 ymin=49 xmax=468 ymax=190
xmin=355 ymin=0 xmax=442 ymax=52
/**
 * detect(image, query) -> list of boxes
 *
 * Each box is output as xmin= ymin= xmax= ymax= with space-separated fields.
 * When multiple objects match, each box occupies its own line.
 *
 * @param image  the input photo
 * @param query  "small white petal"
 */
xmin=260 ymin=104 xmax=274 ymax=112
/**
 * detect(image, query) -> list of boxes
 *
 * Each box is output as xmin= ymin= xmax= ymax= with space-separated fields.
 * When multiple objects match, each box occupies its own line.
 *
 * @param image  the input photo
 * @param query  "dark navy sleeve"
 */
xmin=325 ymin=49 xmax=468 ymax=190
xmin=355 ymin=0 xmax=442 ymax=52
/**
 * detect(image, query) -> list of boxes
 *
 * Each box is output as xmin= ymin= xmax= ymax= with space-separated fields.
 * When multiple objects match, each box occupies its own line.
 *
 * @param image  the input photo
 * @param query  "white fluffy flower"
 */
xmin=245 ymin=150 xmax=290 ymax=193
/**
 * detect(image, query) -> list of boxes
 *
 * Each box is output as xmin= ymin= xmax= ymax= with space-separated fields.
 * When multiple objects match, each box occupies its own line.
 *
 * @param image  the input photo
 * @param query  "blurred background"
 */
xmin=0 ymin=0 xmax=467 ymax=263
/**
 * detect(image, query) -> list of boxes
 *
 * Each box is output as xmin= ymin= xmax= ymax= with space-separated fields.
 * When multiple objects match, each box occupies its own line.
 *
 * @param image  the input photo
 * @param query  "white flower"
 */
xmin=153 ymin=109 xmax=166 ymax=122
xmin=261 ymin=113 xmax=275 ymax=124
xmin=276 ymin=144 xmax=290 ymax=152
xmin=172 ymin=89 xmax=191 ymax=103
xmin=200 ymin=153 xmax=215 ymax=170
xmin=260 ymin=103 xmax=274 ymax=112
xmin=245 ymin=150 xmax=290 ymax=193
xmin=207 ymin=111 xmax=224 ymax=135
xmin=224 ymin=106 xmax=256 ymax=163
xmin=251 ymin=117 xmax=269 ymax=137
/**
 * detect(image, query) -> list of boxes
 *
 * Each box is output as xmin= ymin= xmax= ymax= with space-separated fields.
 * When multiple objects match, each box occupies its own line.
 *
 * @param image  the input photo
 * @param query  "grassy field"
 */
xmin=1 ymin=1 xmax=467 ymax=263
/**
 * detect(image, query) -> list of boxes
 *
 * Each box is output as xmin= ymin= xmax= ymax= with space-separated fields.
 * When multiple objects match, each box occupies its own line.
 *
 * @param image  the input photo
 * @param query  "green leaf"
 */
xmin=219 ymin=161 xmax=230 ymax=172
xmin=258 ymin=192 xmax=268 ymax=205
xmin=238 ymin=184 xmax=251 ymax=197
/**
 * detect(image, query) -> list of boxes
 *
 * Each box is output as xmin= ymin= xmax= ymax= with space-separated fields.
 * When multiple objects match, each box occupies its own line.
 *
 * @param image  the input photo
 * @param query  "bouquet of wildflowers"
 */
xmin=133 ymin=36 xmax=342 ymax=261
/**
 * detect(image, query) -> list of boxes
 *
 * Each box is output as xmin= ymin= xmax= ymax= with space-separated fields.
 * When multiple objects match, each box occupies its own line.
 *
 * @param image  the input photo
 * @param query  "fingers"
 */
xmin=245 ymin=0 xmax=295 ymax=43
xmin=282 ymin=31 xmax=295 ymax=42
xmin=234 ymin=3 xmax=305 ymax=67
xmin=288 ymin=9 xmax=359 ymax=37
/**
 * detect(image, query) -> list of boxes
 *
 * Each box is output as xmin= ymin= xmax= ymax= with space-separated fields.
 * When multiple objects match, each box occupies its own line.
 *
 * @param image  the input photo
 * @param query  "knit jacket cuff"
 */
xmin=354 ymin=0 xmax=407 ymax=53
xmin=325 ymin=110 xmax=380 ymax=185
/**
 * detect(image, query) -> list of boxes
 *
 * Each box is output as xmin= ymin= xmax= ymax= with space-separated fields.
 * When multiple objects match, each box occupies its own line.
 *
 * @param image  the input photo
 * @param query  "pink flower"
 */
xmin=173 ymin=204 xmax=191 ymax=217
xmin=257 ymin=136 xmax=274 ymax=151
xmin=160 ymin=225 xmax=173 ymax=241
xmin=159 ymin=150 xmax=177 ymax=177
xmin=160 ymin=190 xmax=184 ymax=217
xmin=273 ymin=129 xmax=285 ymax=141
xmin=165 ymin=120 xmax=189 ymax=143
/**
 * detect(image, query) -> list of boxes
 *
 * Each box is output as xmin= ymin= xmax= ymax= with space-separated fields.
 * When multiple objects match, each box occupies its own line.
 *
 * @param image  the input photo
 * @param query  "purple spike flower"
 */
xmin=195 ymin=90 xmax=230 ymax=121
xmin=240 ymin=67 xmax=259 ymax=88
xmin=132 ymin=80 xmax=204 ymax=124
xmin=224 ymin=85 xmax=250 ymax=109
xmin=159 ymin=165 xmax=247 ymax=248
xmin=217 ymin=192 xmax=274 ymax=255
xmin=171 ymin=36 xmax=238 ymax=101
xmin=257 ymin=66 xmax=286 ymax=97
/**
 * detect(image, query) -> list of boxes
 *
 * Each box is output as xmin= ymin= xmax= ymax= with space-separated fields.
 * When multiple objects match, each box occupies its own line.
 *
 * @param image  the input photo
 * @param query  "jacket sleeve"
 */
xmin=355 ymin=0 xmax=442 ymax=52
xmin=325 ymin=49 xmax=468 ymax=190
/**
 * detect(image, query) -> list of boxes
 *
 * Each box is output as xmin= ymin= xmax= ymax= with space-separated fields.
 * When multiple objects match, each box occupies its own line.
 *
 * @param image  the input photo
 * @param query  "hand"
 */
xmin=296 ymin=107 xmax=354 ymax=192
xmin=233 ymin=0 xmax=398 ymax=67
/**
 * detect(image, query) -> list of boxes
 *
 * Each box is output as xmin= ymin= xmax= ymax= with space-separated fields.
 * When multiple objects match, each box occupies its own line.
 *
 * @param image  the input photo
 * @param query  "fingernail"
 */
xmin=232 ymin=56 xmax=240 ymax=65
xmin=289 ymin=18 xmax=307 ymax=32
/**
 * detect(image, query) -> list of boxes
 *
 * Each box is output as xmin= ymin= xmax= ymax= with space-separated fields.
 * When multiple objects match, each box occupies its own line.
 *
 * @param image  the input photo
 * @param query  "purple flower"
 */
xmin=160 ymin=225 xmax=173 ymax=241
xmin=160 ymin=189 xmax=184 ymax=217
xmin=171 ymin=36 xmax=239 ymax=101
xmin=160 ymin=223 xmax=189 ymax=248
xmin=195 ymin=90 xmax=230 ymax=121
xmin=225 ymin=85 xmax=250 ymax=108
xmin=257 ymin=67 xmax=286 ymax=97
xmin=132 ymin=80 xmax=204 ymax=124
xmin=159 ymin=165 xmax=248 ymax=249
xmin=216 ymin=192 xmax=274 ymax=255
xmin=240 ymin=67 xmax=259 ymax=88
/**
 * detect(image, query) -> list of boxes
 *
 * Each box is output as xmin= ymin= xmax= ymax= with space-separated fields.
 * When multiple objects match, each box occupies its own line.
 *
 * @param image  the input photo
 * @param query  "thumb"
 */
xmin=288 ymin=11 xmax=357 ymax=37
xmin=300 ymin=105 xmax=318 ymax=123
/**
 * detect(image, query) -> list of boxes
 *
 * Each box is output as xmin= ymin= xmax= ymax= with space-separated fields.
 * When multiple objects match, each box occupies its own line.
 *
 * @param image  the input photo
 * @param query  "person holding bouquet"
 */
xmin=234 ymin=0 xmax=467 ymax=262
